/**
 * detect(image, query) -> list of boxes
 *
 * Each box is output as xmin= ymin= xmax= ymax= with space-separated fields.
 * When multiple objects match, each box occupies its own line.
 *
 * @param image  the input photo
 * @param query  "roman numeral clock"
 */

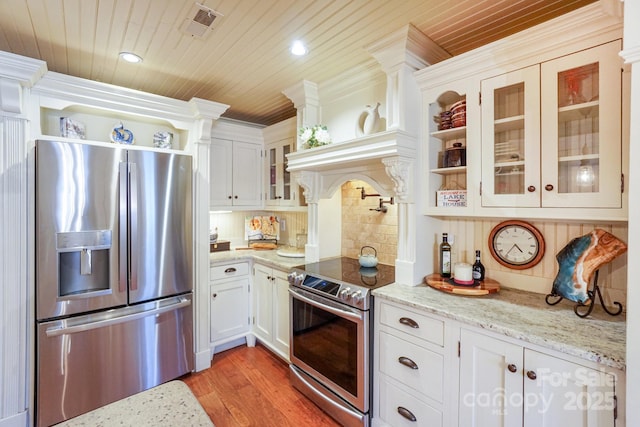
xmin=488 ymin=220 xmax=545 ymax=270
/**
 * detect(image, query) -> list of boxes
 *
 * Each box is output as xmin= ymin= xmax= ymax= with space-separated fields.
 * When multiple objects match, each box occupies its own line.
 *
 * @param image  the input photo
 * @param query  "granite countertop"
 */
xmin=209 ymin=246 xmax=306 ymax=271
xmin=58 ymin=380 xmax=213 ymax=426
xmin=373 ymin=283 xmax=626 ymax=371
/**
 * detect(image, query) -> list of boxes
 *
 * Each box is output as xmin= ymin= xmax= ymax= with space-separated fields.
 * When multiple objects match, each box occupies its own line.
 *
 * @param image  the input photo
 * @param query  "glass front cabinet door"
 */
xmin=481 ymin=40 xmax=622 ymax=210
xmin=265 ymin=138 xmax=300 ymax=207
xmin=540 ymin=40 xmax=622 ymax=208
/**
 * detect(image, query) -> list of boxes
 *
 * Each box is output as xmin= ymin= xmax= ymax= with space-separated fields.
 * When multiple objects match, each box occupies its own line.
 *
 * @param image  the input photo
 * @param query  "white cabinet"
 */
xmin=264 ymin=137 xmax=304 ymax=207
xmin=252 ymin=263 xmax=290 ymax=360
xmin=481 ymin=41 xmax=622 ymax=210
xmin=374 ymin=300 xmax=452 ymax=427
xmin=459 ymin=328 xmax=618 ymax=427
xmin=262 ymin=117 xmax=305 ymax=209
xmin=209 ymin=262 xmax=251 ymax=353
xmin=210 ymin=137 xmax=262 ymax=209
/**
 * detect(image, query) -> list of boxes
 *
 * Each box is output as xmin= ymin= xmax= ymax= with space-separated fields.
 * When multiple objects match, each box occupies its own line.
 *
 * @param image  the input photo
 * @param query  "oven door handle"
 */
xmin=289 ymin=288 xmax=364 ymax=321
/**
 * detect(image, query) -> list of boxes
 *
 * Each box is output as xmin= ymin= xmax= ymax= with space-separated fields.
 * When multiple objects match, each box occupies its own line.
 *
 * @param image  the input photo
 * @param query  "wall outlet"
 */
xmin=280 ymin=218 xmax=286 ymax=231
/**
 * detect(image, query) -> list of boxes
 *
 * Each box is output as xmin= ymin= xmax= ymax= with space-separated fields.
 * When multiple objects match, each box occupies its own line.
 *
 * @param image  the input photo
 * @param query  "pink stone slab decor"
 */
xmin=552 ymin=229 xmax=627 ymax=304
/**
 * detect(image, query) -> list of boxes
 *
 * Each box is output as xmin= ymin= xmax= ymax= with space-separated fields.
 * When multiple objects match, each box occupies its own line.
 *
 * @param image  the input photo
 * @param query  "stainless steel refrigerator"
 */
xmin=34 ymin=139 xmax=194 ymax=427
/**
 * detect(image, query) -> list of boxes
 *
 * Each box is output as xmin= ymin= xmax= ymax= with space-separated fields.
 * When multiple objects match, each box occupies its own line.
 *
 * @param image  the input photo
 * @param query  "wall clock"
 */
xmin=488 ymin=220 xmax=545 ymax=270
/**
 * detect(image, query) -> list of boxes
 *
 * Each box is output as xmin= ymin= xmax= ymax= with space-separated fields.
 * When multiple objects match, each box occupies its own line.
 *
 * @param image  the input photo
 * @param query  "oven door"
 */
xmin=289 ymin=286 xmax=369 ymax=413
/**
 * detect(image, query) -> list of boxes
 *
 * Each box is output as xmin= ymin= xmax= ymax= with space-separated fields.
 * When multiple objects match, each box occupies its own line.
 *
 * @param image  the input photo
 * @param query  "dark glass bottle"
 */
xmin=472 ymin=250 xmax=485 ymax=281
xmin=439 ymin=233 xmax=451 ymax=278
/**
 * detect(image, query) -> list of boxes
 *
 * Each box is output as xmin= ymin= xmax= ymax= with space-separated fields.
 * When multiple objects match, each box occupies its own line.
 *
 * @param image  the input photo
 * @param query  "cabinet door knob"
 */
xmin=228 ymin=195 xmax=232 ymax=199
xmin=398 ymin=356 xmax=419 ymax=370
xmin=397 ymin=406 xmax=417 ymax=422
xmin=507 ymin=363 xmax=517 ymax=373
xmin=527 ymin=186 xmax=536 ymax=193
xmin=526 ymin=370 xmax=537 ymax=380
xmin=545 ymin=184 xmax=554 ymax=191
xmin=212 ymin=293 xmax=217 ymax=299
xmin=399 ymin=317 xmax=419 ymax=329
xmin=234 ymin=195 xmax=238 ymax=199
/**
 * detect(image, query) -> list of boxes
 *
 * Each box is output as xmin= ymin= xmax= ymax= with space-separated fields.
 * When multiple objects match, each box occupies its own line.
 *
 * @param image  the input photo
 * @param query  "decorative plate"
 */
xmin=110 ymin=122 xmax=135 ymax=144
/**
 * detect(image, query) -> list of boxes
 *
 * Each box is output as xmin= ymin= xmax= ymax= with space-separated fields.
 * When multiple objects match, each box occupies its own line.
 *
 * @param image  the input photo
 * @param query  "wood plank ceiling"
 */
xmin=0 ymin=0 xmax=596 ymax=126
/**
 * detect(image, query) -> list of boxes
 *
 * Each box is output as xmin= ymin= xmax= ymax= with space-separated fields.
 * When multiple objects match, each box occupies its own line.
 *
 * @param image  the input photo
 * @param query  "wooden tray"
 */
xmin=425 ymin=273 xmax=500 ymax=296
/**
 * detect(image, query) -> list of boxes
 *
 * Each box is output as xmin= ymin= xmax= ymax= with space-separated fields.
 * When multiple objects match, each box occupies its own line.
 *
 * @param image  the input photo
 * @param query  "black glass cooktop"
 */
xmin=294 ymin=256 xmax=395 ymax=289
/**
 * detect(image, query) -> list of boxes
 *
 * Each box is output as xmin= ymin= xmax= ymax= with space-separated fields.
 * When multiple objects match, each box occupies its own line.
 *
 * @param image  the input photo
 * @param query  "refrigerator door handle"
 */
xmin=119 ymin=162 xmax=129 ymax=293
xmin=129 ymin=162 xmax=139 ymax=291
xmin=45 ymin=298 xmax=191 ymax=337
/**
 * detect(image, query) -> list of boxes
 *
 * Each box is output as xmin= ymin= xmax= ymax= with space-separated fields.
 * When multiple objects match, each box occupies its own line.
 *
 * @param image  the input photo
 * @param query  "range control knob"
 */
xmin=350 ymin=290 xmax=363 ymax=302
xmin=339 ymin=287 xmax=351 ymax=299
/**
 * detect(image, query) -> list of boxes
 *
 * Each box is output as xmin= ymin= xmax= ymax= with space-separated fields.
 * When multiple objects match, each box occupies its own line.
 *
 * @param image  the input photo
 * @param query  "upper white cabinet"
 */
xmin=209 ymin=120 xmax=263 ymax=210
xmin=417 ymin=6 xmax=627 ymax=221
xmin=262 ymin=117 xmax=305 ymax=209
xmin=210 ymin=137 xmax=262 ymax=208
xmin=481 ymin=41 xmax=622 ymax=210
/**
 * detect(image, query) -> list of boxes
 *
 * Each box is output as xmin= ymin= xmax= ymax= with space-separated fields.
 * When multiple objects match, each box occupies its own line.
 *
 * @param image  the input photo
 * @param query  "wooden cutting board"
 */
xmin=425 ymin=274 xmax=500 ymax=296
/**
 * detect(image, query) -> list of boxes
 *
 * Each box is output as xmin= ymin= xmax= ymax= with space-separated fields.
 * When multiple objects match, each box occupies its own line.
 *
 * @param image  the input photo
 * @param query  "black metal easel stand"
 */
xmin=545 ymin=270 xmax=623 ymax=318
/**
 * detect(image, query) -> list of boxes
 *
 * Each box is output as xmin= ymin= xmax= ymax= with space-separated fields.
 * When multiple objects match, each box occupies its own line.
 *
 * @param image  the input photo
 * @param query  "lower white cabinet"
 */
xmin=459 ymin=328 xmax=618 ymax=427
xmin=209 ymin=262 xmax=251 ymax=353
xmin=252 ymin=263 xmax=290 ymax=360
xmin=373 ymin=299 xmax=624 ymax=427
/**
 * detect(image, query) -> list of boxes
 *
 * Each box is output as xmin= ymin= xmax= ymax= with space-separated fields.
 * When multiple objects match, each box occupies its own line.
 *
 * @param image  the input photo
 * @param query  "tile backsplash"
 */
xmin=209 ymin=210 xmax=307 ymax=248
xmin=341 ymin=180 xmax=398 ymax=265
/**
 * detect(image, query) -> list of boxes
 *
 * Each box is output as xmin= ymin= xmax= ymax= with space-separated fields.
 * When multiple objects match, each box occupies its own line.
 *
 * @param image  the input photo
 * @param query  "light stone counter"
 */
xmin=209 ymin=246 xmax=307 ymax=271
xmin=373 ymin=283 xmax=626 ymax=371
xmin=58 ymin=380 xmax=213 ymax=426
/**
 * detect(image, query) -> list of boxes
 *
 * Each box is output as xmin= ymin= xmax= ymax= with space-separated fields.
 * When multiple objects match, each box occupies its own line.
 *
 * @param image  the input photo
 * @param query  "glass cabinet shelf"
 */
xmin=558 ymin=100 xmax=599 ymax=122
xmin=494 ymin=116 xmax=525 ymax=133
xmin=558 ymin=153 xmax=599 ymax=163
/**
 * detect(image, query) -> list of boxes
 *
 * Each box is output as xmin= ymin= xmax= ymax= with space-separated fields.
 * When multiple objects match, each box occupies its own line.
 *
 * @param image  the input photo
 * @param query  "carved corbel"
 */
xmin=382 ymin=157 xmax=412 ymax=202
xmin=294 ymin=170 xmax=320 ymax=204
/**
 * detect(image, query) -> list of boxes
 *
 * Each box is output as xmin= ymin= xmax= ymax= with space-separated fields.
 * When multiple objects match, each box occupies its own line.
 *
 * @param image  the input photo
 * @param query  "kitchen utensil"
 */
xmin=358 ymin=246 xmax=378 ymax=268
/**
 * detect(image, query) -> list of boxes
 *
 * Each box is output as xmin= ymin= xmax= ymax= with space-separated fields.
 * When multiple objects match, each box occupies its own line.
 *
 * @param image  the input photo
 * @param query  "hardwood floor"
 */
xmin=183 ymin=344 xmax=341 ymax=427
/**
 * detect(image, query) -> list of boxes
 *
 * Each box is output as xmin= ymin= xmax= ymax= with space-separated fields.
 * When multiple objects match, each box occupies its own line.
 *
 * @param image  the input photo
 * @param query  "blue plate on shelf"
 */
xmin=110 ymin=123 xmax=135 ymax=144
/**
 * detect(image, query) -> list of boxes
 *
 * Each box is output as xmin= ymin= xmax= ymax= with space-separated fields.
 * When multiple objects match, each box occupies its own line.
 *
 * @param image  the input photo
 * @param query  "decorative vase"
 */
xmin=356 ymin=102 xmax=381 ymax=137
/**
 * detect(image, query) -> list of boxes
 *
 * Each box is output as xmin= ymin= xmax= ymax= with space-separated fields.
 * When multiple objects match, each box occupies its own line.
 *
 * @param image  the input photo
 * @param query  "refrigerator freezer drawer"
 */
xmin=36 ymin=294 xmax=194 ymax=427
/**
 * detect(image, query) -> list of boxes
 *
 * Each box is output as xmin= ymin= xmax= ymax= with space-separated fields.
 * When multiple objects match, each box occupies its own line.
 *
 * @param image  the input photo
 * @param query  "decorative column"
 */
xmin=620 ymin=0 xmax=640 ymax=419
xmin=0 ymin=51 xmax=46 ymax=427
xmin=293 ymin=170 xmax=321 ymax=262
xmin=188 ymin=98 xmax=229 ymax=372
xmin=282 ymin=80 xmax=320 ymax=148
xmin=368 ymin=25 xmax=449 ymax=285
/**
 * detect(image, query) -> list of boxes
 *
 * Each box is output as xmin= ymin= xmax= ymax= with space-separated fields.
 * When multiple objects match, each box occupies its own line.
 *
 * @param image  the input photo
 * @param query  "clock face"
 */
xmin=489 ymin=220 xmax=545 ymax=269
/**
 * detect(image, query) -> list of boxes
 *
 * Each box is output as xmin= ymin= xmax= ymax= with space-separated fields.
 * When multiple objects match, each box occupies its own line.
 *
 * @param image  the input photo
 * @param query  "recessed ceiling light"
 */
xmin=291 ymin=40 xmax=307 ymax=56
xmin=119 ymin=52 xmax=143 ymax=63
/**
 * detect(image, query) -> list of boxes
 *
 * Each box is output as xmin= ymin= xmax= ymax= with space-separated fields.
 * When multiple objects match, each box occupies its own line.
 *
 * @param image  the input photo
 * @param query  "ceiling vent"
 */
xmin=181 ymin=2 xmax=223 ymax=39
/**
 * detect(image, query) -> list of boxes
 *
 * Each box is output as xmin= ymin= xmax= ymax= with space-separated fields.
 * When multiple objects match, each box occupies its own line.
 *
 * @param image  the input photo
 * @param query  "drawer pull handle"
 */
xmin=224 ymin=267 xmax=237 ymax=273
xmin=527 ymin=370 xmax=537 ymax=381
xmin=398 ymin=356 xmax=419 ymax=370
xmin=399 ymin=317 xmax=419 ymax=329
xmin=507 ymin=363 xmax=517 ymax=373
xmin=397 ymin=406 xmax=417 ymax=422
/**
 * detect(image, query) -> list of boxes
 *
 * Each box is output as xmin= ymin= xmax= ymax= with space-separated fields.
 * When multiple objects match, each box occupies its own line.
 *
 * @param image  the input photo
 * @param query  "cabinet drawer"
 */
xmin=378 ymin=377 xmax=442 ymax=427
xmin=379 ymin=302 xmax=444 ymax=347
xmin=210 ymin=262 xmax=249 ymax=280
xmin=379 ymin=331 xmax=444 ymax=403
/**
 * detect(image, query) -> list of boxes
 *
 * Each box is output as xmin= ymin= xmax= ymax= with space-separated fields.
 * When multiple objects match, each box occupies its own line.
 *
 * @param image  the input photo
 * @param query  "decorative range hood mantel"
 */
xmin=287 ymin=129 xmax=416 ymax=173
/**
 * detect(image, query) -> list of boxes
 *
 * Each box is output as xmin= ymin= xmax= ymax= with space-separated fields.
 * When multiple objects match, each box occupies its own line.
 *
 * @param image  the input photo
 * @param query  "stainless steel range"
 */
xmin=288 ymin=257 xmax=395 ymax=427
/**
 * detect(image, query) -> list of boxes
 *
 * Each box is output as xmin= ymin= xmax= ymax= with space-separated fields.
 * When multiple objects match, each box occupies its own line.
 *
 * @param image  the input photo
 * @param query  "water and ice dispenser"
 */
xmin=56 ymin=230 xmax=112 ymax=297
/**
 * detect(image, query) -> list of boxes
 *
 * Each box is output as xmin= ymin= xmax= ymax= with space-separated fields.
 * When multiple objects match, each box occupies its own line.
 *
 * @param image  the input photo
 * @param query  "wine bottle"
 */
xmin=472 ymin=250 xmax=485 ymax=281
xmin=439 ymin=233 xmax=451 ymax=278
